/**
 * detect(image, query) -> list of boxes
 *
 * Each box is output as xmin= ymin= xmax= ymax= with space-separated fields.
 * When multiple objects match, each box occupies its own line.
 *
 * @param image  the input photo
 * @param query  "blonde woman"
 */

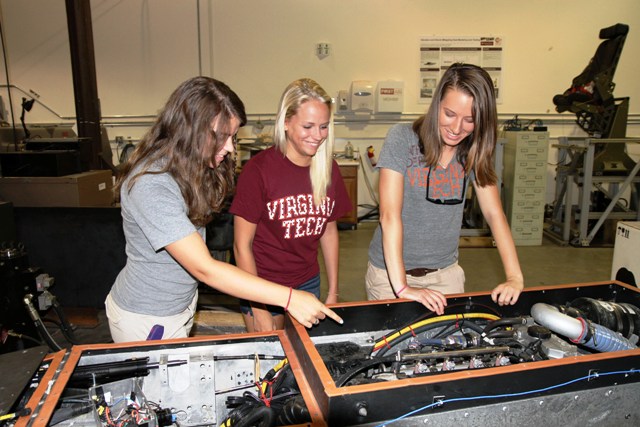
xmin=231 ymin=78 xmax=351 ymax=332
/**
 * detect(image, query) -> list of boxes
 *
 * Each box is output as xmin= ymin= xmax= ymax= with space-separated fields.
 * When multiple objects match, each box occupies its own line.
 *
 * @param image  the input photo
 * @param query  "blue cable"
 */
xmin=374 ymin=368 xmax=640 ymax=427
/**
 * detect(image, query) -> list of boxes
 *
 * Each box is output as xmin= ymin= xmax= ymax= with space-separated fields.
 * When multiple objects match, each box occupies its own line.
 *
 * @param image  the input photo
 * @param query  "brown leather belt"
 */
xmin=406 ymin=267 xmax=439 ymax=277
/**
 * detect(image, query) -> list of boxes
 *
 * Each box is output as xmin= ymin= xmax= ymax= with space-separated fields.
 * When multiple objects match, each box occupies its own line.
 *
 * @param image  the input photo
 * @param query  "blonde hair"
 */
xmin=274 ymin=78 xmax=335 ymax=205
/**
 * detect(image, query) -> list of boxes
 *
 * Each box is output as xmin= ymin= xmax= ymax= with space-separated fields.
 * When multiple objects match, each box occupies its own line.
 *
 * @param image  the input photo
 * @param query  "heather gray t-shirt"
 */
xmin=110 ymin=166 xmax=204 ymax=316
xmin=368 ymin=123 xmax=471 ymax=270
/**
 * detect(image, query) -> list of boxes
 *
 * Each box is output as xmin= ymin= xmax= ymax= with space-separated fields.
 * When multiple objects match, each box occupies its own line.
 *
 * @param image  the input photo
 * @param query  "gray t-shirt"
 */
xmin=368 ymin=123 xmax=470 ymax=270
xmin=110 ymin=166 xmax=204 ymax=315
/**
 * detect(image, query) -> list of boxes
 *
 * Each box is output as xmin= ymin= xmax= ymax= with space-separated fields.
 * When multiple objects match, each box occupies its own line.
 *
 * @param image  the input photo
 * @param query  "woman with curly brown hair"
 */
xmin=106 ymin=76 xmax=342 ymax=342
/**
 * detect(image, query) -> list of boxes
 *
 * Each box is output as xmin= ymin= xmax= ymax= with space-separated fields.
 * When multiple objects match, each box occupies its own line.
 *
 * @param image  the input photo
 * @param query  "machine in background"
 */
xmin=0 ymin=241 xmax=77 ymax=354
xmin=547 ymin=23 xmax=640 ymax=246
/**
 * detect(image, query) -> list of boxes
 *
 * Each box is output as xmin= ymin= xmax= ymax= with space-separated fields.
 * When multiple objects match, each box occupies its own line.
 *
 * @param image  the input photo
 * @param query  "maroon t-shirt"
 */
xmin=230 ymin=147 xmax=351 ymax=287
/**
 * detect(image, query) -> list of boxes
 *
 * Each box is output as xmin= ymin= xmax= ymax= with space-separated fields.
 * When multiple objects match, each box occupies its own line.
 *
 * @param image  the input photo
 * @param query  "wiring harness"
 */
xmin=220 ymin=358 xmax=311 ymax=427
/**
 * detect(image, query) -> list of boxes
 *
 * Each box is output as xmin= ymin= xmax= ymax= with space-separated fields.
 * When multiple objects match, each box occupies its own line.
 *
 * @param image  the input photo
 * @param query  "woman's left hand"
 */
xmin=325 ymin=293 xmax=339 ymax=305
xmin=491 ymin=278 xmax=524 ymax=306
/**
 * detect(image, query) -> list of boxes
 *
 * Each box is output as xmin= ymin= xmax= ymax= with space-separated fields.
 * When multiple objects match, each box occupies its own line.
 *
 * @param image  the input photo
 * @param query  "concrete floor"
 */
xmin=321 ymin=221 xmax=615 ymax=302
xmin=42 ymin=220 xmax=615 ymax=348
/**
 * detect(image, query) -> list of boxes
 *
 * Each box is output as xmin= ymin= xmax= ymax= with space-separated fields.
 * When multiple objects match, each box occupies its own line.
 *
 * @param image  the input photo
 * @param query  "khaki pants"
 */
xmin=105 ymin=291 xmax=198 ymax=343
xmin=365 ymin=261 xmax=465 ymax=300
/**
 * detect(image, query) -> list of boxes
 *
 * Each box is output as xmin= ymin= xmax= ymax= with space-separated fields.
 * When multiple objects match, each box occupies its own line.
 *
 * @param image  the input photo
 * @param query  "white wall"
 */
xmin=1 ymin=0 xmax=639 ymax=213
xmin=1 ymin=1 xmax=638 ymax=120
xmin=0 ymin=0 xmax=203 ymax=121
xmin=211 ymin=0 xmax=640 ymax=116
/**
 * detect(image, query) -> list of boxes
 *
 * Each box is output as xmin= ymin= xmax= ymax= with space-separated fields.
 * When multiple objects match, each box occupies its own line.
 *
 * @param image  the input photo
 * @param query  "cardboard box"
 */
xmin=0 ymin=170 xmax=114 ymax=207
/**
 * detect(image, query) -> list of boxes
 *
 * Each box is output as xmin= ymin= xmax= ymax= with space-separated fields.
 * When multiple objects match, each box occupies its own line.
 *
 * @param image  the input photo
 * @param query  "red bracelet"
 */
xmin=284 ymin=287 xmax=293 ymax=312
xmin=396 ymin=285 xmax=408 ymax=296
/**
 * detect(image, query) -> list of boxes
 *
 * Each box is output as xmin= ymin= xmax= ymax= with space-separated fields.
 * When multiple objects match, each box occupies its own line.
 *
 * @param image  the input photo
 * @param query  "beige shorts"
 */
xmin=365 ymin=261 xmax=465 ymax=300
xmin=105 ymin=291 xmax=198 ymax=343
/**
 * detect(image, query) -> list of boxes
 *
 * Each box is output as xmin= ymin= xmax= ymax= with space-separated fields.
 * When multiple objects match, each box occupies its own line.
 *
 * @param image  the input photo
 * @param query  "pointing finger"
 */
xmin=322 ymin=307 xmax=344 ymax=325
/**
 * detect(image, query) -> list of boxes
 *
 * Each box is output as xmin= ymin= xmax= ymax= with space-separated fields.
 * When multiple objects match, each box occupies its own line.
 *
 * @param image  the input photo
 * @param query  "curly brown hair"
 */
xmin=115 ymin=77 xmax=246 ymax=226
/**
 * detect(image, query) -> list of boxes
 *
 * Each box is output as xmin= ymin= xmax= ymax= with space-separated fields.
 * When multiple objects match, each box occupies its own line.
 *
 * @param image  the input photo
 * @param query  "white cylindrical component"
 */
xmin=531 ymin=302 xmax=636 ymax=352
xmin=531 ymin=303 xmax=584 ymax=341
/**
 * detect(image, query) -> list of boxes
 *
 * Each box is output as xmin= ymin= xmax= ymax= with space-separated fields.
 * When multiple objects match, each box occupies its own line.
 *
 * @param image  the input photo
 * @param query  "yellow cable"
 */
xmin=0 ymin=413 xmax=17 ymax=422
xmin=274 ymin=357 xmax=288 ymax=371
xmin=260 ymin=358 xmax=289 ymax=394
xmin=373 ymin=313 xmax=500 ymax=351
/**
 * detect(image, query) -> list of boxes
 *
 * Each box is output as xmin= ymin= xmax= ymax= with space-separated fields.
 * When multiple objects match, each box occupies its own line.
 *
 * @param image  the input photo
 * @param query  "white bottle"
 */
xmin=345 ymin=141 xmax=354 ymax=159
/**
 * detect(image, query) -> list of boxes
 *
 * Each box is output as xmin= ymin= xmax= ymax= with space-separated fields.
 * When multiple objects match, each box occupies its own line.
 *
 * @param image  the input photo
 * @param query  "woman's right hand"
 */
xmin=251 ymin=306 xmax=277 ymax=332
xmin=400 ymin=287 xmax=447 ymax=315
xmin=287 ymin=289 xmax=344 ymax=328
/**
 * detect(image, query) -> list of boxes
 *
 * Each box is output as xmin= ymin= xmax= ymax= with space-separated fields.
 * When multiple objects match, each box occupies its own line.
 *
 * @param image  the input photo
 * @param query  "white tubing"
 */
xmin=531 ymin=302 xmax=636 ymax=352
xmin=531 ymin=303 xmax=584 ymax=341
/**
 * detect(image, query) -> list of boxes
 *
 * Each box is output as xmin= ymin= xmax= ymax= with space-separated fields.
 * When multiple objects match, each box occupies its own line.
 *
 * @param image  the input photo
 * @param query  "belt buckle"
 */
xmin=406 ymin=267 xmax=437 ymax=277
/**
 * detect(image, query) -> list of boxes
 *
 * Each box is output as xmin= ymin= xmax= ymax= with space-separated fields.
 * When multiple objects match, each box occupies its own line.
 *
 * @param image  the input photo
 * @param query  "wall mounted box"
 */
xmin=350 ymin=80 xmax=375 ymax=112
xmin=376 ymin=80 xmax=404 ymax=113
xmin=0 ymin=170 xmax=113 ymax=207
xmin=285 ymin=281 xmax=640 ymax=426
